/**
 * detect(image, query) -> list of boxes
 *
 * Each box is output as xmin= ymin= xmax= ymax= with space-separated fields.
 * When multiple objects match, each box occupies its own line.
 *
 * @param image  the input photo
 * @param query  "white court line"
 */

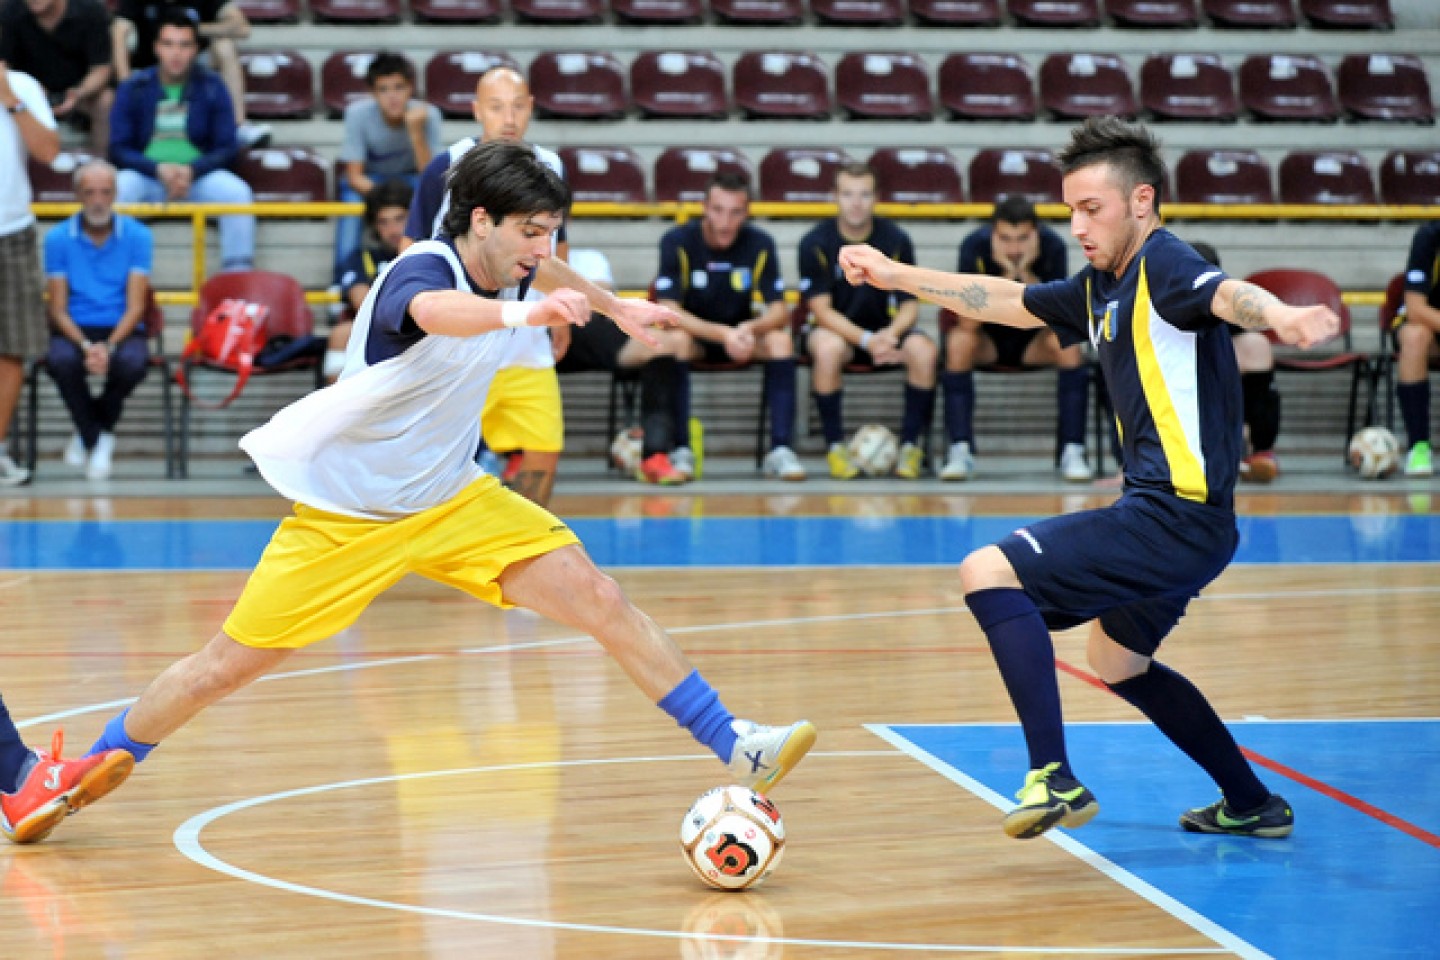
xmin=865 ymin=724 xmax=1269 ymax=960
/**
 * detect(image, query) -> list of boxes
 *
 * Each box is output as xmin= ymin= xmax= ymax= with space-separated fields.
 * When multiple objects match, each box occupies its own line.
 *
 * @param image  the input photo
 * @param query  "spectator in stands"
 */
xmin=0 ymin=62 xmax=60 ymax=485
xmin=333 ymin=52 xmax=440 ymax=275
xmin=42 ymin=160 xmax=153 ymax=481
xmin=1396 ymin=221 xmax=1440 ymax=477
xmin=0 ymin=0 xmax=114 ymax=152
xmin=799 ymin=161 xmax=935 ymax=480
xmin=655 ymin=171 xmax=805 ymax=481
xmin=110 ymin=10 xmax=255 ymax=272
xmin=325 ymin=180 xmax=412 ymax=383
xmin=110 ymin=0 xmax=269 ymax=148
xmin=556 ymin=247 xmax=693 ymax=485
xmin=940 ymin=195 xmax=1091 ymax=482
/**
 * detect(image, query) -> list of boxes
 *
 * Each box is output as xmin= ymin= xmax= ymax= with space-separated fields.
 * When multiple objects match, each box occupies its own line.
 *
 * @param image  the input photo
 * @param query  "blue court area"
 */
xmin=0 ymin=513 xmax=1438 ymax=570
xmin=884 ymin=721 xmax=1440 ymax=960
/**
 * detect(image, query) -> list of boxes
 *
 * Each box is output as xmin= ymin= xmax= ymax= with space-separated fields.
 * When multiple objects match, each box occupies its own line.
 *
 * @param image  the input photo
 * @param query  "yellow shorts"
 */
xmin=483 ymin=366 xmax=564 ymax=453
xmin=224 ymin=476 xmax=580 ymax=649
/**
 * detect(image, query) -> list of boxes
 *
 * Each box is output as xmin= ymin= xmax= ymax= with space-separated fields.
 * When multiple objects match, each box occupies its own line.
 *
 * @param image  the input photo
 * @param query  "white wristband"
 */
xmin=860 ymin=331 xmax=873 ymax=349
xmin=501 ymin=301 xmax=532 ymax=329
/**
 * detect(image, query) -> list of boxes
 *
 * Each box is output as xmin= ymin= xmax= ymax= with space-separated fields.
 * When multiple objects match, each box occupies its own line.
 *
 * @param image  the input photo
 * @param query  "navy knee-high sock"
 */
xmin=673 ymin=362 xmax=692 ymax=442
xmin=1397 ymin=380 xmax=1431 ymax=446
xmin=967 ymin=588 xmax=1072 ymax=777
xmin=815 ymin=389 xmax=844 ymax=446
xmin=1056 ymin=368 xmax=1090 ymax=447
xmin=900 ymin=384 xmax=936 ymax=447
xmin=1107 ymin=663 xmax=1268 ymax=810
xmin=0 ymin=695 xmax=32 ymax=793
xmin=942 ymin=371 xmax=975 ymax=445
xmin=766 ymin=359 xmax=798 ymax=449
xmin=1242 ymin=370 xmax=1282 ymax=453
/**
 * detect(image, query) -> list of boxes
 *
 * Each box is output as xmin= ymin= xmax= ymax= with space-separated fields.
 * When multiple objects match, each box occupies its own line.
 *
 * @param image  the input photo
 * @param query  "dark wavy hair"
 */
xmin=440 ymin=141 xmax=570 ymax=240
xmin=1057 ymin=116 xmax=1166 ymax=217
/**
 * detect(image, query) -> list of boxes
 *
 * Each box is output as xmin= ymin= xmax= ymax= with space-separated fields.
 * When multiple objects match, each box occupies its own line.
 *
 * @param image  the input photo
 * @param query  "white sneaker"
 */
xmin=0 ymin=453 xmax=30 ymax=486
xmin=727 ymin=719 xmax=817 ymax=794
xmin=762 ymin=445 xmax=806 ymax=481
xmin=670 ymin=446 xmax=695 ymax=481
xmin=939 ymin=441 xmax=975 ymax=481
xmin=86 ymin=432 xmax=115 ymax=481
xmin=63 ymin=433 xmax=86 ymax=468
xmin=237 ymin=122 xmax=272 ymax=149
xmin=1059 ymin=442 xmax=1094 ymax=482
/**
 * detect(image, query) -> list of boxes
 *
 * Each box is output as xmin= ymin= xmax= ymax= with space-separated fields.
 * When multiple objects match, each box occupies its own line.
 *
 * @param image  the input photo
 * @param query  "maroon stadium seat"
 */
xmin=1337 ymin=54 xmax=1433 ymax=123
xmin=909 ymin=0 xmax=1000 ymax=24
xmin=310 ymin=0 xmax=400 ymax=22
xmin=733 ymin=51 xmax=831 ymax=120
xmin=529 ymin=52 xmax=629 ymax=119
xmin=1299 ymin=0 xmax=1391 ymax=28
xmin=412 ymin=0 xmax=502 ymax=21
xmin=26 ymin=151 xmax=98 ymax=204
xmin=613 ymin=0 xmax=705 ymax=22
xmin=240 ymin=50 xmax=314 ymax=120
xmin=654 ymin=146 xmax=754 ymax=202
xmin=759 ymin=147 xmax=854 ymax=203
xmin=1039 ymin=53 xmax=1136 ymax=120
xmin=558 ymin=146 xmax=648 ymax=203
xmin=710 ymin=0 xmax=802 ymax=22
xmin=939 ymin=53 xmax=1035 ymax=121
xmin=835 ymin=52 xmax=933 ymax=121
xmin=1106 ymin=0 xmax=1198 ymax=25
xmin=967 ymin=148 xmax=1061 ymax=203
xmin=513 ymin=0 xmax=604 ymax=20
xmin=1239 ymin=54 xmax=1338 ymax=122
xmin=1140 ymin=53 xmax=1237 ymax=121
xmin=235 ymin=0 xmax=300 ymax=22
xmin=425 ymin=51 xmax=520 ymax=119
xmin=1007 ymin=0 xmax=1101 ymax=26
xmin=1174 ymin=148 xmax=1274 ymax=204
xmin=234 ymin=148 xmax=331 ymax=203
xmin=1379 ymin=150 xmax=1440 ymax=206
xmin=321 ymin=51 xmax=380 ymax=118
xmin=869 ymin=147 xmax=963 ymax=204
xmin=1203 ymin=0 xmax=1296 ymax=27
xmin=631 ymin=51 xmax=729 ymax=120
xmin=1279 ymin=151 xmax=1377 ymax=205
xmin=812 ymin=0 xmax=905 ymax=23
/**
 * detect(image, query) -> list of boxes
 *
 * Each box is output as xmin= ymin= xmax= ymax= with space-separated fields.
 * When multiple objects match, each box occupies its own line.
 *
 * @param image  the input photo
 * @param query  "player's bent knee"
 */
xmin=959 ymin=545 xmax=1018 ymax=594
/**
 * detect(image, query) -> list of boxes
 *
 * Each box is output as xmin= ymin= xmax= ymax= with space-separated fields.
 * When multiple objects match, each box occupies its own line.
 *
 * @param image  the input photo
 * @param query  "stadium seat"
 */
xmin=1106 ymin=0 xmax=1198 ymax=26
xmin=938 ymin=53 xmax=1035 ymax=121
xmin=1039 ymin=53 xmax=1136 ymax=119
xmin=733 ymin=51 xmax=831 ymax=121
xmin=1007 ymin=0 xmax=1101 ymax=26
xmin=1202 ymin=0 xmax=1296 ymax=27
xmin=26 ymin=150 xmax=97 ymax=203
xmin=759 ymin=147 xmax=854 ymax=203
xmin=1174 ymin=148 xmax=1274 ymax=204
xmin=613 ymin=0 xmax=705 ymax=23
xmin=812 ymin=0 xmax=905 ymax=24
xmin=836 ymin=53 xmax=933 ymax=121
xmin=235 ymin=0 xmax=300 ymax=22
xmin=968 ymin=148 xmax=1062 ymax=203
xmin=1279 ymin=151 xmax=1377 ymax=205
xmin=631 ymin=51 xmax=729 ymax=120
xmin=529 ymin=52 xmax=629 ymax=120
xmin=411 ymin=0 xmax=502 ymax=21
xmin=710 ymin=0 xmax=803 ymax=23
xmin=233 ymin=148 xmax=331 ymax=203
xmin=512 ymin=0 xmax=604 ymax=21
xmin=654 ymin=146 xmax=755 ymax=202
xmin=1379 ymin=150 xmax=1440 ymax=206
xmin=240 ymin=50 xmax=314 ymax=120
xmin=558 ymin=146 xmax=649 ymax=202
xmin=310 ymin=0 xmax=401 ymax=22
xmin=1337 ymin=54 xmax=1434 ymax=123
xmin=1239 ymin=54 xmax=1338 ymax=122
xmin=1299 ymin=0 xmax=1392 ymax=28
xmin=869 ymin=147 xmax=963 ymax=204
xmin=909 ymin=0 xmax=1000 ymax=25
xmin=1139 ymin=53 xmax=1237 ymax=121
xmin=321 ymin=51 xmax=380 ymax=118
xmin=425 ymin=51 xmax=520 ymax=119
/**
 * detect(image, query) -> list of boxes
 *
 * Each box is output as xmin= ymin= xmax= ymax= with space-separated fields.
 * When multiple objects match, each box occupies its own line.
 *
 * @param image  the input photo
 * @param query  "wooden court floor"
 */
xmin=0 ymin=492 xmax=1436 ymax=958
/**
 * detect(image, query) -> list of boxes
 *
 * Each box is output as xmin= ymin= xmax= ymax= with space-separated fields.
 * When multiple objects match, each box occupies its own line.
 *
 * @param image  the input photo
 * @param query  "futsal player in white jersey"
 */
xmin=83 ymin=141 xmax=817 ymax=809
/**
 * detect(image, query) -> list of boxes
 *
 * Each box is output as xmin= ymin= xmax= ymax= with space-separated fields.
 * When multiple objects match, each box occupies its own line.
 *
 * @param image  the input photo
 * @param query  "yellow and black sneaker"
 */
xmin=1002 ymin=762 xmax=1099 ymax=839
xmin=1180 ymin=794 xmax=1294 ymax=838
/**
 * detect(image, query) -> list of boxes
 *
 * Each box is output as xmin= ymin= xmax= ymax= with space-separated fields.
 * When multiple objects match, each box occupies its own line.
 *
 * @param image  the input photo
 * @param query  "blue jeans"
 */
xmin=46 ymin=329 xmax=150 ymax=447
xmin=117 ymin=168 xmax=256 ymax=271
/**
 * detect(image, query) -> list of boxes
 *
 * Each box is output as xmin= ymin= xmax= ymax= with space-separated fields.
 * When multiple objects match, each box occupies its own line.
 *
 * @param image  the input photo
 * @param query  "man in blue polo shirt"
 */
xmin=43 ymin=159 xmax=153 ymax=481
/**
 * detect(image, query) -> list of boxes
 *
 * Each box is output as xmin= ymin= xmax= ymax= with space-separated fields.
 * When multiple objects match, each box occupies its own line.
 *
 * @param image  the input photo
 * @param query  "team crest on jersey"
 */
xmin=1090 ymin=300 xmax=1119 ymax=348
xmin=731 ymin=268 xmax=753 ymax=292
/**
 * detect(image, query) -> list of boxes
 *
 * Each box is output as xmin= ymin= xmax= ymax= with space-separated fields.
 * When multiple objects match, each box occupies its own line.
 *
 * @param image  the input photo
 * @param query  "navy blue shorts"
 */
xmin=996 ymin=491 xmax=1238 ymax=656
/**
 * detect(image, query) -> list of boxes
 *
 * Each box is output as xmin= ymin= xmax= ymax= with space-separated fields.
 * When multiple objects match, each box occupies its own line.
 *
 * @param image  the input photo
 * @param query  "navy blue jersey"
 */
xmin=798 ymin=217 xmax=915 ymax=331
xmin=654 ymin=220 xmax=784 ymax=326
xmin=958 ymin=223 xmax=1068 ymax=283
xmin=1403 ymin=222 xmax=1440 ymax=310
xmin=1023 ymin=228 xmax=1240 ymax=507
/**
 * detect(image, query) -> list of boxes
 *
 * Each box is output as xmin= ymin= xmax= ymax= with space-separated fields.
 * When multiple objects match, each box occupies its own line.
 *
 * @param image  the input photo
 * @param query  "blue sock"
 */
xmin=1056 ymin=367 xmax=1090 ymax=447
xmin=0 ymin=695 xmax=32 ymax=793
xmin=901 ymin=383 xmax=936 ymax=447
xmin=967 ymin=588 xmax=1072 ymax=778
xmin=87 ymin=708 xmax=157 ymax=762
xmin=658 ymin=670 xmax=738 ymax=762
xmin=942 ymin=371 xmax=975 ymax=445
xmin=815 ymin=389 xmax=844 ymax=446
xmin=765 ymin=359 xmax=798 ymax=449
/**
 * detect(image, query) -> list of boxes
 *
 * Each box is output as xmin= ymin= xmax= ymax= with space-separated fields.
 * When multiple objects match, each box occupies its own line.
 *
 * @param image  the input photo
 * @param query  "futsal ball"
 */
xmin=1348 ymin=426 xmax=1401 ymax=480
xmin=848 ymin=424 xmax=899 ymax=477
xmin=610 ymin=427 xmax=643 ymax=474
xmin=680 ymin=786 xmax=786 ymax=891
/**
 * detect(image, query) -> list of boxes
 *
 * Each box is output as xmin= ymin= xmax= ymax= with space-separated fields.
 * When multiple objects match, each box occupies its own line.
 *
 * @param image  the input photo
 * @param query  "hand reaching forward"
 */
xmin=838 ymin=244 xmax=900 ymax=290
xmin=609 ymin=298 xmax=677 ymax=350
xmin=1269 ymin=304 xmax=1340 ymax=350
xmin=529 ymin=289 xmax=591 ymax=328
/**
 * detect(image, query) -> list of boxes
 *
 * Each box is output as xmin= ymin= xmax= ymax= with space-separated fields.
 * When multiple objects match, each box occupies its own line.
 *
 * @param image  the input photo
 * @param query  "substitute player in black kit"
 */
xmin=841 ymin=117 xmax=1338 ymax=840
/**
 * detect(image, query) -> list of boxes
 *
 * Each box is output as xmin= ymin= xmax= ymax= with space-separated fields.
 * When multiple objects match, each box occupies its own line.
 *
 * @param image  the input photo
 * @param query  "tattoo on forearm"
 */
xmin=1231 ymin=283 xmax=1279 ymax=330
xmin=920 ymin=282 xmax=989 ymax=314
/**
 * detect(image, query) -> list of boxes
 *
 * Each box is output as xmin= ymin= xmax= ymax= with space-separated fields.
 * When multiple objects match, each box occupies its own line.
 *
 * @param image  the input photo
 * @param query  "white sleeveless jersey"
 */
xmin=239 ymin=240 xmax=517 ymax=519
xmin=432 ymin=138 xmax=564 ymax=370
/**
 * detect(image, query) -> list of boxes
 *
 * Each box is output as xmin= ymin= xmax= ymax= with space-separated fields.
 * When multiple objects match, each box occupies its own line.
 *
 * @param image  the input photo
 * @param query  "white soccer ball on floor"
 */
xmin=610 ymin=427 xmax=644 ymax=473
xmin=680 ymin=786 xmax=786 ymax=891
xmin=1348 ymin=426 xmax=1401 ymax=480
xmin=848 ymin=424 xmax=899 ymax=477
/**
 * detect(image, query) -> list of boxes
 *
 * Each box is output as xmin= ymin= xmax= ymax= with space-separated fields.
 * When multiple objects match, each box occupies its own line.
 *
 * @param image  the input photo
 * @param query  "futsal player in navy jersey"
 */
xmin=841 ymin=117 xmax=1337 ymax=840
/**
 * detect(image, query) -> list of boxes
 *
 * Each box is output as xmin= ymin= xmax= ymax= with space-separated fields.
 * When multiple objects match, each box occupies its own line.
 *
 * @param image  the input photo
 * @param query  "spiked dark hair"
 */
xmin=1057 ymin=116 xmax=1166 ymax=217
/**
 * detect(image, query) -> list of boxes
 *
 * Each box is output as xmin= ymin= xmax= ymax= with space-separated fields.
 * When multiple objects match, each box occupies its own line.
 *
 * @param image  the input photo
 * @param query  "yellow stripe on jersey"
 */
xmin=1131 ymin=260 xmax=1208 ymax=503
xmin=678 ymin=248 xmax=690 ymax=292
xmin=753 ymin=248 xmax=770 ymax=304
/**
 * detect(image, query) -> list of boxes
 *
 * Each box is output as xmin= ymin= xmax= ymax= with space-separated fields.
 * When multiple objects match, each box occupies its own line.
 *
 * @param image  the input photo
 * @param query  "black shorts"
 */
xmin=996 ymin=490 xmax=1238 ymax=656
xmin=982 ymin=323 xmax=1043 ymax=369
xmin=696 ymin=336 xmax=738 ymax=366
xmin=801 ymin=325 xmax=927 ymax=367
xmin=555 ymin=314 xmax=629 ymax=374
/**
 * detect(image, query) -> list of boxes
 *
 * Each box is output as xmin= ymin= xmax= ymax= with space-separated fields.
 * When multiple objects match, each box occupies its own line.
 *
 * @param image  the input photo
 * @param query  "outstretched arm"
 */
xmin=1212 ymin=279 xmax=1339 ymax=349
xmin=533 ymin=257 xmax=675 ymax=348
xmin=838 ymin=244 xmax=1044 ymax=330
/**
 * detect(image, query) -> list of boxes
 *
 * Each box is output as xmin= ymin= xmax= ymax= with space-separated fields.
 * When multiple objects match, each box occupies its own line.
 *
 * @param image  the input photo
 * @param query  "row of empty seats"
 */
xmin=242 ymin=49 xmax=1435 ymax=123
xmin=30 ymin=145 xmax=1440 ymax=206
xmin=237 ymin=0 xmax=1394 ymax=28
